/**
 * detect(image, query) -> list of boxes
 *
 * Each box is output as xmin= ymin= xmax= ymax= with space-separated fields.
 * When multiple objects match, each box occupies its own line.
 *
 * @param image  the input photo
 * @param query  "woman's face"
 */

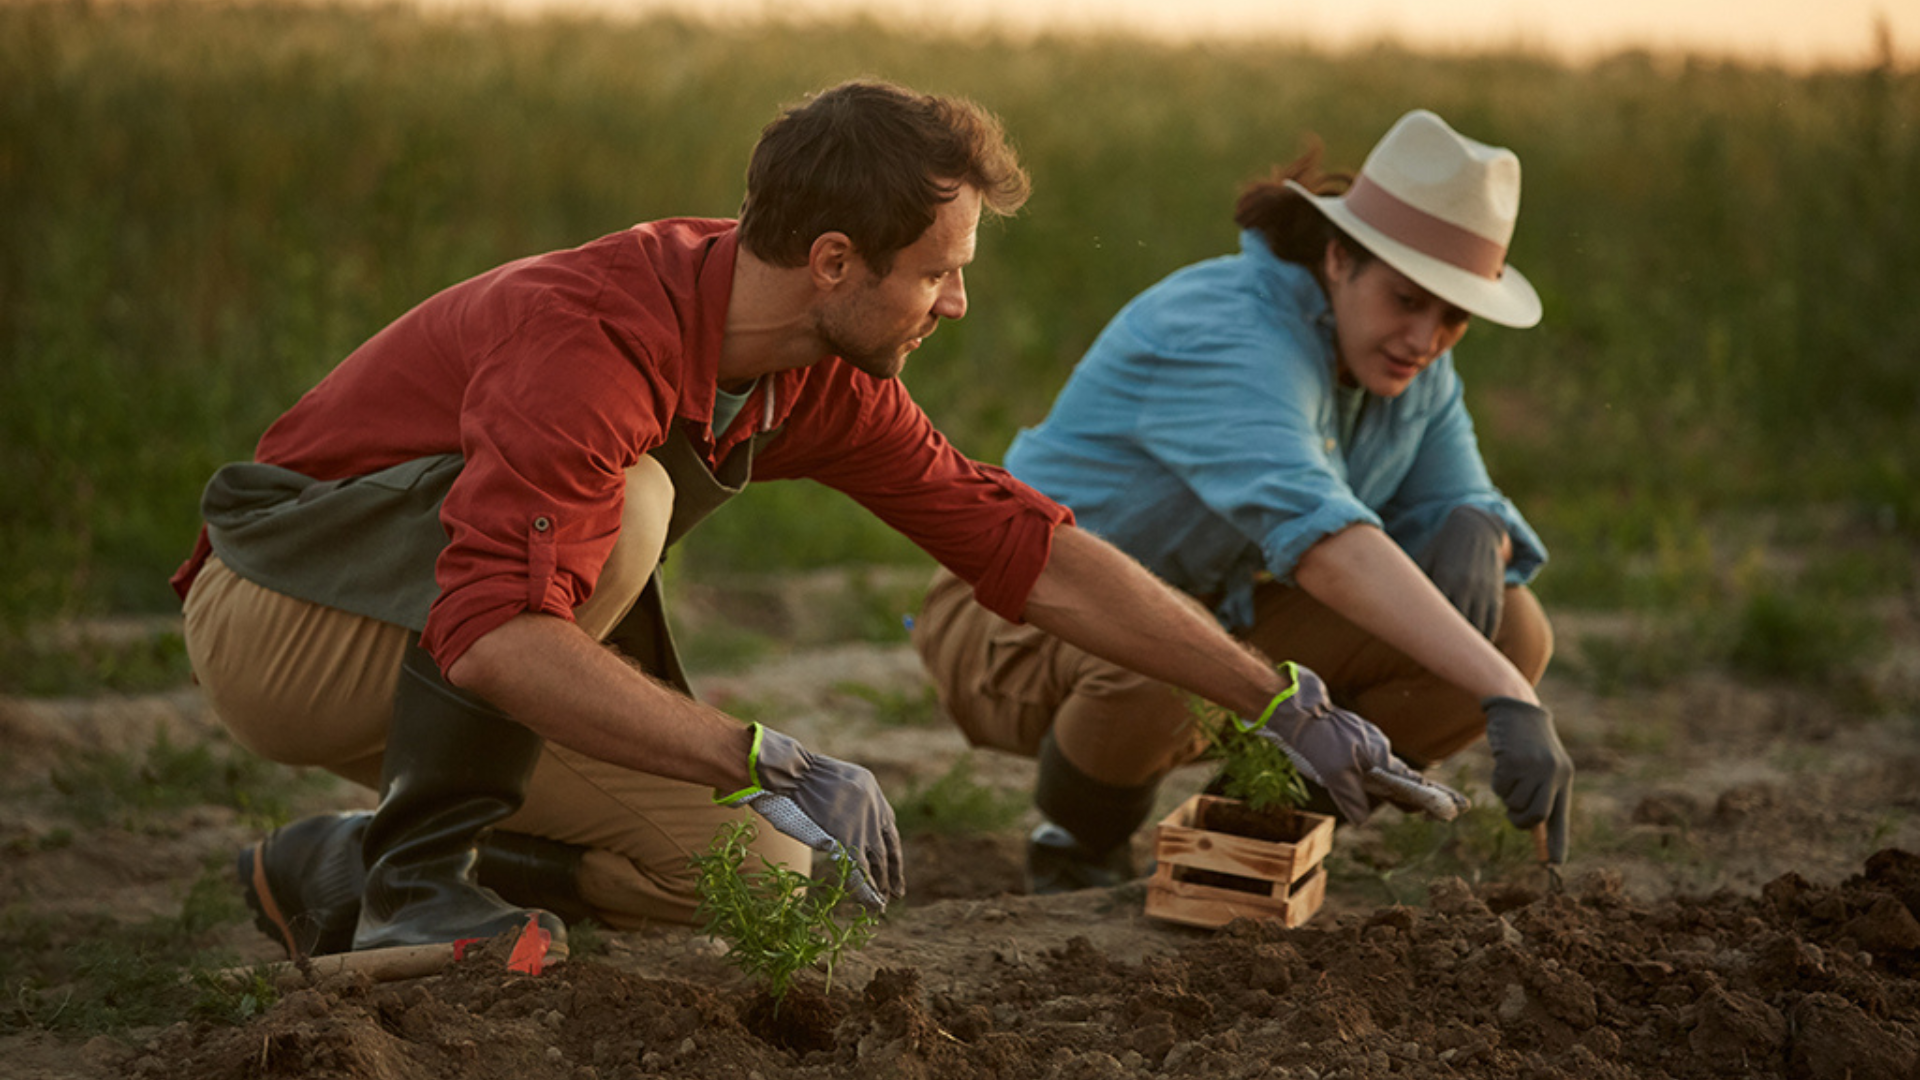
xmin=1322 ymin=242 xmax=1470 ymax=398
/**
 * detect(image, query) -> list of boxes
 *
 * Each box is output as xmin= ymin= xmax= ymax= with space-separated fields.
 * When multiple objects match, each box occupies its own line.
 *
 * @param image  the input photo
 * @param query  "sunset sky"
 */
xmin=432 ymin=0 xmax=1913 ymax=69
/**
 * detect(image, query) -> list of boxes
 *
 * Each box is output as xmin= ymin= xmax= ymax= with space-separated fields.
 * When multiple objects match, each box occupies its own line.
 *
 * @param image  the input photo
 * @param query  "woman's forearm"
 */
xmin=1294 ymin=523 xmax=1537 ymax=704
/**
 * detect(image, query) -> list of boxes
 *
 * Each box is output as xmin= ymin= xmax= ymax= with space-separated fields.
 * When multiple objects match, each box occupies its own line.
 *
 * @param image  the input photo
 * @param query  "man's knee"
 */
xmin=575 ymin=457 xmax=674 ymax=640
xmin=573 ymin=811 xmax=812 ymax=930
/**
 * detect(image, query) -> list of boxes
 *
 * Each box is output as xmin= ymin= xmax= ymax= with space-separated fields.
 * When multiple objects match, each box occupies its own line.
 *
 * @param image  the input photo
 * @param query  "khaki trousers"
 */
xmin=912 ymin=566 xmax=1553 ymax=786
xmin=183 ymin=456 xmax=806 ymax=929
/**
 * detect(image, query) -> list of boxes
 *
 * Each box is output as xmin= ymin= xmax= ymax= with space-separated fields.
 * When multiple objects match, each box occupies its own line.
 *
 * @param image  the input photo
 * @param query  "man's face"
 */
xmin=1323 ymin=243 xmax=1470 ymax=399
xmin=815 ymin=185 xmax=980 ymax=379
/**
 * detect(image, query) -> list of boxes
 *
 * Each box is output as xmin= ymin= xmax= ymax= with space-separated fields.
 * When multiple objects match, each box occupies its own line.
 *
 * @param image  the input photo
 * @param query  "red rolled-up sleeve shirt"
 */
xmin=172 ymin=219 xmax=1071 ymax=670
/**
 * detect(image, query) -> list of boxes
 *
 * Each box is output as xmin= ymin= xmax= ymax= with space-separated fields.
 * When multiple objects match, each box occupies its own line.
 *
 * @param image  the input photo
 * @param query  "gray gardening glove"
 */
xmin=716 ymin=724 xmax=904 ymax=909
xmin=1417 ymin=505 xmax=1509 ymax=638
xmin=1239 ymin=663 xmax=1466 ymax=824
xmin=1361 ymin=757 xmax=1471 ymax=822
xmin=1482 ymin=697 xmax=1574 ymax=864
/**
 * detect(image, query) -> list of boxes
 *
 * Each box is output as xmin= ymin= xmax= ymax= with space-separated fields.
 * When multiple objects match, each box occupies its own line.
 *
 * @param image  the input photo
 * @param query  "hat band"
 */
xmin=1345 ymin=175 xmax=1507 ymax=280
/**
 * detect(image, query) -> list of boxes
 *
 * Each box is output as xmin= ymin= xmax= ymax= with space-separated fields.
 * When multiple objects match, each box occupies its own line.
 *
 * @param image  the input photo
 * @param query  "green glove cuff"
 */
xmin=1233 ymin=661 xmax=1301 ymax=733
xmin=712 ymin=722 xmax=768 ymax=805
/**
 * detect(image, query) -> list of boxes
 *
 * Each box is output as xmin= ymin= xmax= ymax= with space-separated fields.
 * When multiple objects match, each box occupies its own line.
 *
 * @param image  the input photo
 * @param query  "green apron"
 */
xmin=200 ymin=421 xmax=778 ymax=694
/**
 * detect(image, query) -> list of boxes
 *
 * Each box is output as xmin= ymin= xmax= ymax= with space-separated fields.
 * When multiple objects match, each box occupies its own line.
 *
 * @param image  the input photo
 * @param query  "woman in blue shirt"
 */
xmin=913 ymin=110 xmax=1573 ymax=892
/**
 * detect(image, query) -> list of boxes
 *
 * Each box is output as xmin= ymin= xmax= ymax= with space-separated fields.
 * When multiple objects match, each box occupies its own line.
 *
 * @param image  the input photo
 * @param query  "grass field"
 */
xmin=3 ymin=1 xmax=1915 ymax=676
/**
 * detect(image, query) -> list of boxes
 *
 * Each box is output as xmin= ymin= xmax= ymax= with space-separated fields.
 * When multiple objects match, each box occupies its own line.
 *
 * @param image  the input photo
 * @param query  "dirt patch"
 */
xmin=107 ymin=852 xmax=1920 ymax=1080
xmin=3 ymin=596 xmax=1918 ymax=1079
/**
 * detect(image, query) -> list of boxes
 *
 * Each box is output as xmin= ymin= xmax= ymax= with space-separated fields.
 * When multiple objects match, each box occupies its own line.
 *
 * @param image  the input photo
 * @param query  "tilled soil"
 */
xmin=117 ymin=849 xmax=1920 ymax=1080
xmin=5 ymin=590 xmax=1919 ymax=1079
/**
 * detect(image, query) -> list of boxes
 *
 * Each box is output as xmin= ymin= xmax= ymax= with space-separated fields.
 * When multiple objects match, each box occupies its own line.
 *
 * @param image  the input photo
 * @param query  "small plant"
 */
xmin=1339 ymin=791 xmax=1537 ymax=905
xmin=690 ymin=820 xmax=880 ymax=1008
xmin=188 ymin=964 xmax=280 ymax=1026
xmin=1188 ymin=698 xmax=1308 ymax=814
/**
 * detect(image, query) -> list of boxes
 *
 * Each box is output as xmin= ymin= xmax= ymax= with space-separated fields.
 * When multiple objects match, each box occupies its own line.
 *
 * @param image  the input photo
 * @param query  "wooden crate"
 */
xmin=1145 ymin=793 xmax=1335 ymax=929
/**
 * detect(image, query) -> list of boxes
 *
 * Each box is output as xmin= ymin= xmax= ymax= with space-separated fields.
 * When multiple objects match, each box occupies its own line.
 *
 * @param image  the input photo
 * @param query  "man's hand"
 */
xmin=1362 ymin=759 xmax=1470 ymax=821
xmin=1482 ymin=697 xmax=1573 ymax=863
xmin=716 ymin=725 xmax=904 ymax=909
xmin=1241 ymin=663 xmax=1465 ymax=823
xmin=1416 ymin=505 xmax=1509 ymax=638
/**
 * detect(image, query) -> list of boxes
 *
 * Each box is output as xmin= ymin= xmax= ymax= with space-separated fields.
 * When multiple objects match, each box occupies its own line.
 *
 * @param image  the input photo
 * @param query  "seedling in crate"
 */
xmin=1190 ymin=697 xmax=1310 ymax=816
xmin=691 ymin=819 xmax=880 ymax=1009
xmin=1144 ymin=698 xmax=1333 ymax=928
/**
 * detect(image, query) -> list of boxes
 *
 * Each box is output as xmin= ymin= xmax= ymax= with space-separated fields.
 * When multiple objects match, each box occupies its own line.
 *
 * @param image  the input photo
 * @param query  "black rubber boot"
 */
xmin=237 ymin=811 xmax=370 ymax=959
xmin=1026 ymin=730 xmax=1159 ymax=895
xmin=476 ymin=832 xmax=596 ymax=927
xmin=239 ymin=812 xmax=594 ymax=958
xmin=352 ymin=638 xmax=569 ymax=958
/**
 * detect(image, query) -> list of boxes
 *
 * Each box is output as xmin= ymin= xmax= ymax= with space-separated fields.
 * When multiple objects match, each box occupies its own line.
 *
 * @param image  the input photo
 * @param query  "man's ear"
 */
xmin=808 ymin=232 xmax=857 ymax=289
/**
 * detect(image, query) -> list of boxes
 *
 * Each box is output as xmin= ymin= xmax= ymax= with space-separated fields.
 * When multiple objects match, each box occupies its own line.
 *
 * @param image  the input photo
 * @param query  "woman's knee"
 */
xmin=1498 ymin=586 xmax=1554 ymax=685
xmin=1052 ymin=675 xmax=1203 ymax=784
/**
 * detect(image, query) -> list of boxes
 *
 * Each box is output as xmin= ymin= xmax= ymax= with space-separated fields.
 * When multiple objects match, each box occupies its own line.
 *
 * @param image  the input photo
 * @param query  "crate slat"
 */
xmin=1144 ymin=793 xmax=1334 ymax=929
xmin=1145 ymin=864 xmax=1328 ymax=929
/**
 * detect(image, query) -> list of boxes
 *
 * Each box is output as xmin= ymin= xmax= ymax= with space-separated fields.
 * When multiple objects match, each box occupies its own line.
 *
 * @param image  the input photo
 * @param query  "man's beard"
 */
xmin=823 ymin=332 xmax=909 ymax=379
xmin=817 ymin=311 xmax=930 ymax=380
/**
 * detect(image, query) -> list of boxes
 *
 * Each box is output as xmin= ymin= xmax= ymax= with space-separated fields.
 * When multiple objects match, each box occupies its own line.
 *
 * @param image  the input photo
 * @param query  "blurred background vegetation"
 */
xmin=2 ymin=1 xmax=1915 ymax=686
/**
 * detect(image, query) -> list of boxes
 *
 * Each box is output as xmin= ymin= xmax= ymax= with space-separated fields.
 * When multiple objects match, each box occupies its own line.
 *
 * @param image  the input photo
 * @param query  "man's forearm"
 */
xmin=1021 ymin=525 xmax=1286 ymax=719
xmin=445 ymin=613 xmax=755 ymax=791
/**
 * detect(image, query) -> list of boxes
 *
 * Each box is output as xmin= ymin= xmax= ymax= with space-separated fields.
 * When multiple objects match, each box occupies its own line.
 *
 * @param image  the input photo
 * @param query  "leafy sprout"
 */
xmin=691 ymin=820 xmax=881 ymax=1008
xmin=1188 ymin=697 xmax=1309 ymax=814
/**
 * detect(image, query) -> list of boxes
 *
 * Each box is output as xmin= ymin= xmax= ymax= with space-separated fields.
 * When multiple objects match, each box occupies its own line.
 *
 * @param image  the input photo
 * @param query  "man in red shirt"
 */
xmin=179 ymin=80 xmax=1447 ymax=964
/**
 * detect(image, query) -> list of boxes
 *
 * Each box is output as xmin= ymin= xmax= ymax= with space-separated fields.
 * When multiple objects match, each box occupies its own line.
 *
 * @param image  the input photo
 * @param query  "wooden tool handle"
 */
xmin=209 ymin=942 xmax=457 ymax=990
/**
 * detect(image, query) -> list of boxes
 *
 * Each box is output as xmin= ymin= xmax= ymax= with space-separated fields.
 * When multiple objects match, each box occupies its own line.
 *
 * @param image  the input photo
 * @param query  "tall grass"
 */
xmin=4 ymin=1 xmax=1916 ymax=630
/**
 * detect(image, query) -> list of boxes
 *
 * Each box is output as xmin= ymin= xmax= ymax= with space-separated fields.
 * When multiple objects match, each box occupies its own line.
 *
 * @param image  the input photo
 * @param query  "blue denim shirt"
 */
xmin=1006 ymin=229 xmax=1546 ymax=630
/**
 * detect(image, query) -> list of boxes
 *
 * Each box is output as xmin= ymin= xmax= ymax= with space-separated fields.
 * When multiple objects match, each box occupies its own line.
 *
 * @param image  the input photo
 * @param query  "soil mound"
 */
xmin=119 ymin=849 xmax=1920 ymax=1080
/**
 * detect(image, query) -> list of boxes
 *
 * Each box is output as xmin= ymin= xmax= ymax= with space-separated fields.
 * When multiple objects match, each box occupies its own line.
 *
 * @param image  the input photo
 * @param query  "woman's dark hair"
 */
xmin=739 ymin=80 xmax=1030 ymax=275
xmin=1233 ymin=139 xmax=1372 ymax=278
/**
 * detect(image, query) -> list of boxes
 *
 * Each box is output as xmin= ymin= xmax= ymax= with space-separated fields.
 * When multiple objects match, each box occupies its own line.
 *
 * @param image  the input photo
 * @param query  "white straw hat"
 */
xmin=1286 ymin=110 xmax=1542 ymax=329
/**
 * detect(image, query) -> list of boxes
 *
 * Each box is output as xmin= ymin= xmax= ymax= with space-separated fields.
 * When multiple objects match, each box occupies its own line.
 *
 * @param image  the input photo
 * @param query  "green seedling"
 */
xmin=1342 ymin=794 xmax=1538 ymax=905
xmin=1188 ymin=697 xmax=1308 ymax=814
xmin=188 ymin=964 xmax=280 ymax=1026
xmin=691 ymin=820 xmax=880 ymax=1009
